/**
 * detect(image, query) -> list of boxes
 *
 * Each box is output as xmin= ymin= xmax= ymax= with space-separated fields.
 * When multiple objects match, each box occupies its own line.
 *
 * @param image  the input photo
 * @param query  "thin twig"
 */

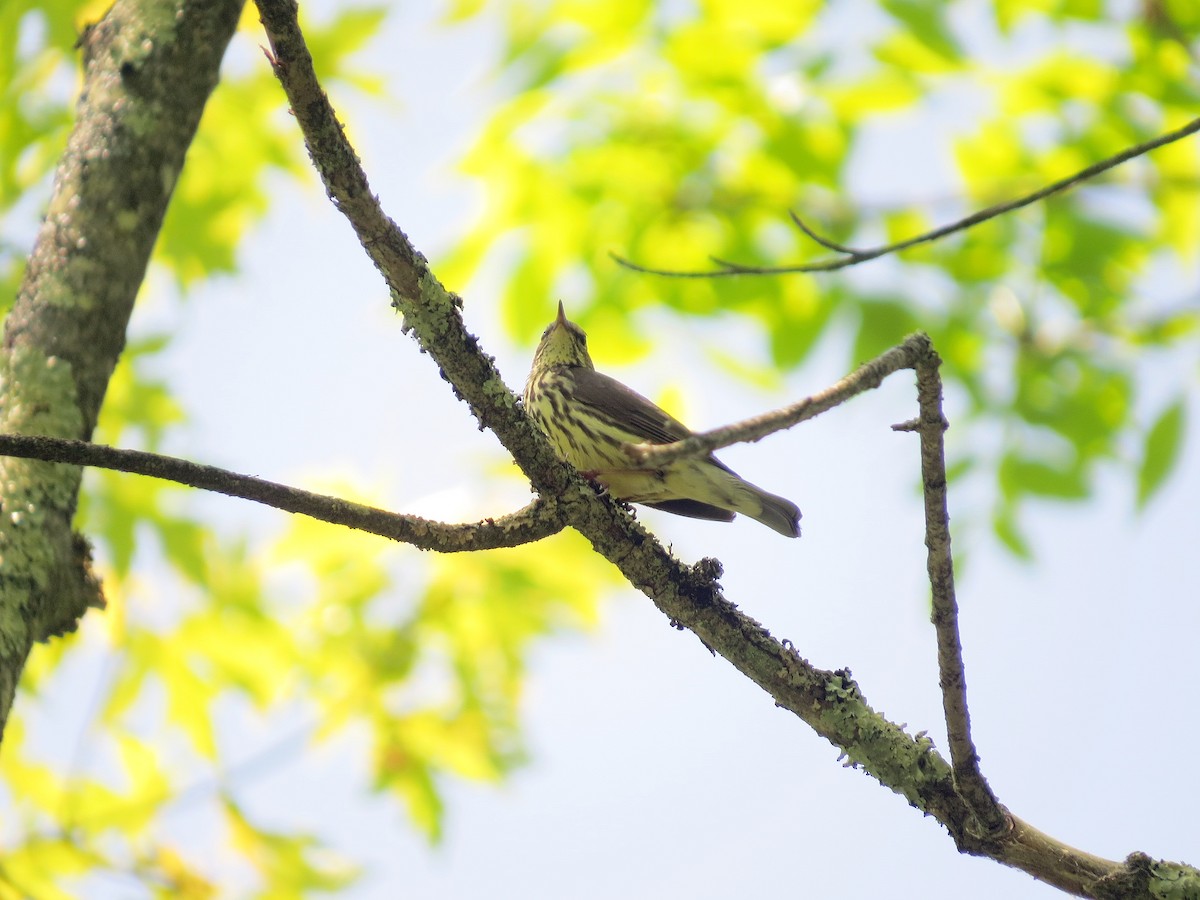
xmin=896 ymin=348 xmax=1006 ymax=836
xmin=613 ymin=115 xmax=1200 ymax=278
xmin=787 ymin=209 xmax=860 ymax=254
xmin=0 ymin=435 xmax=563 ymax=552
xmin=628 ymin=334 xmax=928 ymax=467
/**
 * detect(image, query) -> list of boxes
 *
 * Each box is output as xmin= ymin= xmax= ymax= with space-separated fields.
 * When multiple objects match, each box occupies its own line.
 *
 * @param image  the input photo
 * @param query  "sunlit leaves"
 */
xmin=876 ymin=0 xmax=965 ymax=73
xmin=96 ymin=336 xmax=186 ymax=448
xmin=1152 ymin=115 xmax=1200 ymax=259
xmin=753 ymin=277 xmax=827 ymax=369
xmin=1 ymin=3 xmax=387 ymax=292
xmin=272 ymin=512 xmax=616 ymax=841
xmin=157 ymin=9 xmax=387 ymax=287
xmin=0 ymin=836 xmax=91 ymax=900
xmin=225 ymin=799 xmax=359 ymax=897
xmin=1000 ymin=53 xmax=1116 ymax=117
xmin=0 ymin=0 xmax=80 ymax=320
xmin=0 ymin=1 xmax=78 ymax=211
xmin=3 ymin=4 xmax=398 ymax=895
xmin=0 ymin=719 xmax=199 ymax=898
xmin=1041 ymin=201 xmax=1148 ymax=319
xmin=992 ymin=504 xmax=1032 ymax=560
xmin=24 ymin=479 xmax=616 ymax=889
xmin=1015 ymin=349 xmax=1131 ymax=456
xmin=441 ymin=4 xmax=841 ymax=352
xmin=853 ymin=297 xmax=922 ymax=363
xmin=305 ymin=6 xmax=388 ymax=92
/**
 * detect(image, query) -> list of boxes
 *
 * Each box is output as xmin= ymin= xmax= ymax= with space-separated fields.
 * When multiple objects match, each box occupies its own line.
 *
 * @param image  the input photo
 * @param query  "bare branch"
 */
xmin=628 ymin=334 xmax=927 ymax=468
xmin=613 ymin=115 xmax=1200 ymax=278
xmin=898 ymin=349 xmax=1006 ymax=835
xmin=788 ymin=209 xmax=860 ymax=254
xmin=0 ymin=435 xmax=563 ymax=552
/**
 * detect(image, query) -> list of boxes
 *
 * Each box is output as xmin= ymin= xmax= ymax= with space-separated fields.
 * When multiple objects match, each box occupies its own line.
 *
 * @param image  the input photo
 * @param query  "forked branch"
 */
xmin=894 ymin=349 xmax=1005 ymax=836
xmin=630 ymin=335 xmax=1005 ymax=838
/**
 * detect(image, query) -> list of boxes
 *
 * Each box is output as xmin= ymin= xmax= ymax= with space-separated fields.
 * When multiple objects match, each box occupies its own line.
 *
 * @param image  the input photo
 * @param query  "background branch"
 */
xmin=612 ymin=116 xmax=1200 ymax=278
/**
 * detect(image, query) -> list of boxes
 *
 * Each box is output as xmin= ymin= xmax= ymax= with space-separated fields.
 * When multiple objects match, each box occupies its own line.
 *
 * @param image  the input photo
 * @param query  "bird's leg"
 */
xmin=578 ymin=470 xmax=639 ymax=516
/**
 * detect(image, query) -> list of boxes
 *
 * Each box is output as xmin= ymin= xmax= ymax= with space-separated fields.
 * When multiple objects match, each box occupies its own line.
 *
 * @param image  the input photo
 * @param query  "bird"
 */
xmin=523 ymin=302 xmax=801 ymax=538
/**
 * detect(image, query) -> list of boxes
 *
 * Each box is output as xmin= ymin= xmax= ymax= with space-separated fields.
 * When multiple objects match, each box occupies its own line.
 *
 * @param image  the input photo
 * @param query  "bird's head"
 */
xmin=531 ymin=301 xmax=594 ymax=371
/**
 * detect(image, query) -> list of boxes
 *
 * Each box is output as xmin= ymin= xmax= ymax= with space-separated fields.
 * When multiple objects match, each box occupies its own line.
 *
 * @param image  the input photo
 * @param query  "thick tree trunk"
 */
xmin=0 ymin=0 xmax=244 ymax=740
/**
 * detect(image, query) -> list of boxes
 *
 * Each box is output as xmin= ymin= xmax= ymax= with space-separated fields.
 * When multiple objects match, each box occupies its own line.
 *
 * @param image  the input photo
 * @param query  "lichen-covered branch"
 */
xmin=253 ymin=3 xmax=1199 ymax=895
xmin=255 ymin=0 xmax=627 ymax=541
xmin=0 ymin=0 xmax=244 ymax=741
xmin=895 ymin=346 xmax=1005 ymax=835
xmin=0 ymin=435 xmax=564 ymax=552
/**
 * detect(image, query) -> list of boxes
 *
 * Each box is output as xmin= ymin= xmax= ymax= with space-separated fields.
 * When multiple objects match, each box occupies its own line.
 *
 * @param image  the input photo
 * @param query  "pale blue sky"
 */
xmin=13 ymin=2 xmax=1199 ymax=897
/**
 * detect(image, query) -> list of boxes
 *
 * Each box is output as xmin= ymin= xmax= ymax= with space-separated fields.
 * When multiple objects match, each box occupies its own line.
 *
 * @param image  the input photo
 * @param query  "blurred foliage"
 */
xmin=0 ymin=0 xmax=78 ymax=315
xmin=441 ymin=0 xmax=1200 ymax=547
xmin=3 ymin=1 xmax=616 ymax=896
xmin=3 ymin=0 xmax=1200 ymax=896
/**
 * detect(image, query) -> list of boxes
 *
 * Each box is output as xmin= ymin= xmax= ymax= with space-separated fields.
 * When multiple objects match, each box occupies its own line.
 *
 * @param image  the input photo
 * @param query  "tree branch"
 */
xmin=612 ymin=115 xmax=1200 ymax=278
xmin=0 ymin=435 xmax=563 ymax=552
xmin=894 ymin=350 xmax=1005 ymax=836
xmin=252 ymin=4 xmax=1200 ymax=895
xmin=626 ymin=335 xmax=924 ymax=468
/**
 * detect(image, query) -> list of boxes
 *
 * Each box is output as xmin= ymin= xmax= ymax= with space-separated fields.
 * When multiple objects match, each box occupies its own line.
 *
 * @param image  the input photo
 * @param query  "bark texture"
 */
xmin=0 ymin=0 xmax=244 ymax=738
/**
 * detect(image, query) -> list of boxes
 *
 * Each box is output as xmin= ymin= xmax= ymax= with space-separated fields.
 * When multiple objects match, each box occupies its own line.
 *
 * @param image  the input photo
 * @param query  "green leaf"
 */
xmin=1137 ymin=396 xmax=1187 ymax=510
xmin=999 ymin=451 xmax=1089 ymax=501
xmin=992 ymin=504 xmax=1033 ymax=561
xmin=852 ymin=298 xmax=922 ymax=363
xmin=880 ymin=0 xmax=964 ymax=64
xmin=225 ymin=798 xmax=360 ymax=894
xmin=307 ymin=7 xmax=388 ymax=78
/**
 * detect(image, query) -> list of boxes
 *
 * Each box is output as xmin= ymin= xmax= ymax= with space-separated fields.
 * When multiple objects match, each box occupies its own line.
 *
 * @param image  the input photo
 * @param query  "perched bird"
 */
xmin=523 ymin=302 xmax=801 ymax=538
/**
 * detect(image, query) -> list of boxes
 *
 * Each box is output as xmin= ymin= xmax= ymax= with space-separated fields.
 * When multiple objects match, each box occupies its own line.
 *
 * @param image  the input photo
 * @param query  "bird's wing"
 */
xmin=642 ymin=499 xmax=736 ymax=523
xmin=569 ymin=367 xmax=692 ymax=444
xmin=570 ymin=367 xmax=738 ymax=474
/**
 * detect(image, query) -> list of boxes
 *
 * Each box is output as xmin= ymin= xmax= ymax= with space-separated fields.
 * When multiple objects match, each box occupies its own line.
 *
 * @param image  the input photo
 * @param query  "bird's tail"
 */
xmin=701 ymin=462 xmax=802 ymax=538
xmin=741 ymin=484 xmax=802 ymax=538
xmin=642 ymin=457 xmax=802 ymax=538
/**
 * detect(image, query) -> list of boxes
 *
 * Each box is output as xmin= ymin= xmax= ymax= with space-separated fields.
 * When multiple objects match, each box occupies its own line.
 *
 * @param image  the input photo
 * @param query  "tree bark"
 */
xmin=0 ymin=0 xmax=244 ymax=740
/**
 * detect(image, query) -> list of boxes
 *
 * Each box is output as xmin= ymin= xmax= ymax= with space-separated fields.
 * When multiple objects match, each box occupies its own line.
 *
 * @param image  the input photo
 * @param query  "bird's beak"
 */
xmin=556 ymin=300 xmax=568 ymax=327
